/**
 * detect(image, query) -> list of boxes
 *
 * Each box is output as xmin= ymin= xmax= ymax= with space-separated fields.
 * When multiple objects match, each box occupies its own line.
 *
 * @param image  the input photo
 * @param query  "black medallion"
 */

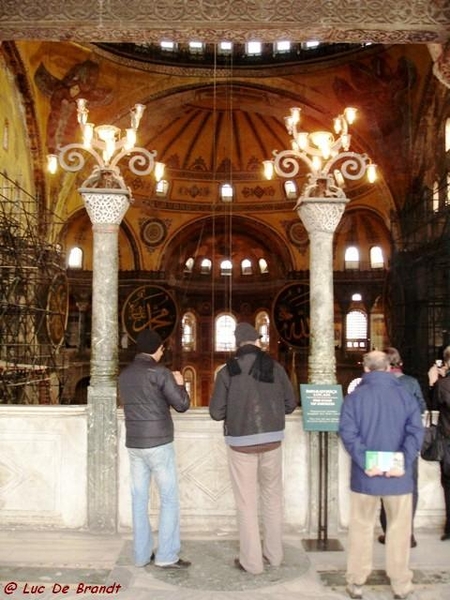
xmin=122 ymin=285 xmax=177 ymax=343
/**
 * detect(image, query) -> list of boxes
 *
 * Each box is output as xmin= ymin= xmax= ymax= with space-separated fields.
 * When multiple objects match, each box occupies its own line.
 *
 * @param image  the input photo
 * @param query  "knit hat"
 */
xmin=234 ymin=323 xmax=261 ymax=346
xmin=136 ymin=329 xmax=163 ymax=354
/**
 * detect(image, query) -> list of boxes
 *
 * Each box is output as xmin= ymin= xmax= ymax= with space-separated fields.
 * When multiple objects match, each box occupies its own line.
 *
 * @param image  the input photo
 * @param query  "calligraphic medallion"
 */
xmin=121 ymin=285 xmax=177 ymax=343
xmin=46 ymin=273 xmax=69 ymax=347
xmin=273 ymin=283 xmax=310 ymax=348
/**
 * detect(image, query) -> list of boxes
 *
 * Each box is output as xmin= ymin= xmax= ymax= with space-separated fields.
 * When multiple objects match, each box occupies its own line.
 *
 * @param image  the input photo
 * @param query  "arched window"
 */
xmin=370 ymin=246 xmax=384 ymax=269
xmin=182 ymin=366 xmax=196 ymax=405
xmin=284 ymin=180 xmax=297 ymax=200
xmin=184 ymin=257 xmax=194 ymax=273
xmin=241 ymin=258 xmax=252 ymax=275
xmin=200 ymin=258 xmax=212 ymax=274
xmin=68 ymin=246 xmax=83 ymax=269
xmin=344 ymin=246 xmax=359 ymax=270
xmin=346 ymin=310 xmax=368 ymax=350
xmin=181 ymin=312 xmax=196 ymax=351
xmin=445 ymin=117 xmax=450 ymax=152
xmin=215 ymin=313 xmax=237 ymax=351
xmin=255 ymin=311 xmax=270 ymax=349
xmin=259 ymin=258 xmax=269 ymax=274
xmin=220 ymin=259 xmax=232 ymax=276
xmin=220 ymin=183 xmax=233 ymax=202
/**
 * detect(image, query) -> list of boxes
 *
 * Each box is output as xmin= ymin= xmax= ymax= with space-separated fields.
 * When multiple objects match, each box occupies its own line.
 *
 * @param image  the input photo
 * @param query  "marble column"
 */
xmin=296 ymin=195 xmax=348 ymax=538
xmin=79 ymin=187 xmax=130 ymax=533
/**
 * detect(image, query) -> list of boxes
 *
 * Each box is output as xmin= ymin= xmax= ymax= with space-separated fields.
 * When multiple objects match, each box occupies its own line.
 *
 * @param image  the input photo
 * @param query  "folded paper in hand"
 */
xmin=365 ymin=451 xmax=404 ymax=472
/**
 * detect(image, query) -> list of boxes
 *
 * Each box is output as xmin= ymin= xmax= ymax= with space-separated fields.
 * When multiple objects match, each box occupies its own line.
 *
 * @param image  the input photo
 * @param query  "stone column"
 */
xmin=296 ymin=196 xmax=348 ymax=538
xmin=76 ymin=300 xmax=90 ymax=352
xmin=79 ymin=187 xmax=130 ymax=533
xmin=297 ymin=197 xmax=348 ymax=384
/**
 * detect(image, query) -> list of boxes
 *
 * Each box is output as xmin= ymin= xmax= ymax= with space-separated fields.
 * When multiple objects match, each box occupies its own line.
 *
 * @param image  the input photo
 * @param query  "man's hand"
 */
xmin=385 ymin=467 xmax=405 ymax=478
xmin=172 ymin=370 xmax=184 ymax=385
xmin=365 ymin=466 xmax=383 ymax=477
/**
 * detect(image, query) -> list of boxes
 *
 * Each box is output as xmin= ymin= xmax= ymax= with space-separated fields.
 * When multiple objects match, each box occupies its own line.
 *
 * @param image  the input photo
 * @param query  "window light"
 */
xmin=219 ymin=41 xmax=233 ymax=53
xmin=259 ymin=258 xmax=269 ymax=274
xmin=220 ymin=259 xmax=232 ymax=276
xmin=161 ymin=41 xmax=175 ymax=51
xmin=68 ymin=247 xmax=83 ymax=269
xmin=220 ymin=183 xmax=234 ymax=202
xmin=284 ymin=180 xmax=298 ymax=199
xmin=155 ymin=179 xmax=169 ymax=197
xmin=200 ymin=258 xmax=212 ymax=274
xmin=241 ymin=259 xmax=252 ymax=275
xmin=189 ymin=41 xmax=204 ymax=53
xmin=247 ymin=41 xmax=262 ymax=55
xmin=275 ymin=41 xmax=291 ymax=53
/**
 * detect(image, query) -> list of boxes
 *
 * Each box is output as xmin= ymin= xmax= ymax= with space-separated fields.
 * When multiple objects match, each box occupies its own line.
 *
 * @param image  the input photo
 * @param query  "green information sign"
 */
xmin=300 ymin=384 xmax=343 ymax=432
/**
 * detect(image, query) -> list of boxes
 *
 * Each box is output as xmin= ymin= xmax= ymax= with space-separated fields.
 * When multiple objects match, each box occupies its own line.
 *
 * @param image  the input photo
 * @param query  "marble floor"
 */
xmin=0 ymin=529 xmax=449 ymax=600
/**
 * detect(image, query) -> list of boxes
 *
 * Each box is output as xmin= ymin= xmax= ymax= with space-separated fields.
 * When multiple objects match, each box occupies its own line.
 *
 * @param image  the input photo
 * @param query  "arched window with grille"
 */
xmin=346 ymin=309 xmax=368 ymax=350
xmin=241 ymin=258 xmax=253 ymax=275
xmin=370 ymin=246 xmax=384 ymax=269
xmin=200 ymin=258 xmax=212 ymax=274
xmin=344 ymin=246 xmax=359 ymax=270
xmin=68 ymin=246 xmax=83 ymax=269
xmin=215 ymin=313 xmax=237 ymax=351
xmin=220 ymin=259 xmax=232 ymax=276
xmin=181 ymin=312 xmax=196 ymax=351
xmin=182 ymin=366 xmax=196 ymax=405
xmin=255 ymin=310 xmax=270 ymax=349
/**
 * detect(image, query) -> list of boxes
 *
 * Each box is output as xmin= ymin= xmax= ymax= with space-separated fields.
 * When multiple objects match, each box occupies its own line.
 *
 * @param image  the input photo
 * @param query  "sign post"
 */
xmin=300 ymin=384 xmax=344 ymax=551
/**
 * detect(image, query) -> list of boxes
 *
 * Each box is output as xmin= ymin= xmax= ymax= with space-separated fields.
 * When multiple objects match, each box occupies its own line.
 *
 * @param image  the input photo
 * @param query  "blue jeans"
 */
xmin=128 ymin=442 xmax=181 ymax=566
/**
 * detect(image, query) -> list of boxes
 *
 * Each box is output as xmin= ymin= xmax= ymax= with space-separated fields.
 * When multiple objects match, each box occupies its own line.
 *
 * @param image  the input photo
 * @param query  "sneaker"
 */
xmin=155 ymin=558 xmax=191 ymax=569
xmin=346 ymin=583 xmax=363 ymax=599
xmin=378 ymin=534 xmax=386 ymax=545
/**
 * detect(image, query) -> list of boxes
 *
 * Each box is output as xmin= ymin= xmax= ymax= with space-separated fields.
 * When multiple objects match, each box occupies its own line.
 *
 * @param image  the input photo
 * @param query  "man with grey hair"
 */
xmin=209 ymin=322 xmax=298 ymax=574
xmin=339 ymin=350 xmax=423 ymax=600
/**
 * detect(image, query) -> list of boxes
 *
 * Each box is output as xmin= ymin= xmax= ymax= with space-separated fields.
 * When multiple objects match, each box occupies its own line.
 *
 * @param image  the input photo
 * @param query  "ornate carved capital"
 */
xmin=79 ymin=188 xmax=130 ymax=225
xmin=296 ymin=197 xmax=349 ymax=235
xmin=429 ymin=42 xmax=450 ymax=89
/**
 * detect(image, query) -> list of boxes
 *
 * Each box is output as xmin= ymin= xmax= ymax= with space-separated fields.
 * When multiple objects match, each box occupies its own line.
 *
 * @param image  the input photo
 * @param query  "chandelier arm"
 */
xmin=58 ymin=143 xmax=105 ymax=173
xmin=322 ymin=152 xmax=369 ymax=180
xmin=109 ymin=146 xmax=157 ymax=176
xmin=273 ymin=149 xmax=314 ymax=178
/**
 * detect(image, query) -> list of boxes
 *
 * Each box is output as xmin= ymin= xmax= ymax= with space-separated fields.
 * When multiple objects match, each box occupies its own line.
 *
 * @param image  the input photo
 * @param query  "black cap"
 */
xmin=136 ymin=329 xmax=163 ymax=354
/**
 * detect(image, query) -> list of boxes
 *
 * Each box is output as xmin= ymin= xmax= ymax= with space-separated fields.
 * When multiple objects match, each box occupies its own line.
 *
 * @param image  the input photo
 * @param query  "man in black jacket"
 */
xmin=119 ymin=328 xmax=191 ymax=569
xmin=209 ymin=322 xmax=298 ymax=574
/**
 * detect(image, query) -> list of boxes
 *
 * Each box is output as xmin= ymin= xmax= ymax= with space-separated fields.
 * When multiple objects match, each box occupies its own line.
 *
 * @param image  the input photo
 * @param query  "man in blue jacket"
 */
xmin=209 ymin=322 xmax=298 ymax=575
xmin=339 ymin=350 xmax=423 ymax=600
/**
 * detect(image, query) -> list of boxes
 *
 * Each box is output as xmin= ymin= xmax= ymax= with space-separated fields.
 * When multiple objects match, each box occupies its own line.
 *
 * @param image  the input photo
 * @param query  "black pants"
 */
xmin=380 ymin=457 xmax=418 ymax=534
xmin=441 ymin=461 xmax=450 ymax=534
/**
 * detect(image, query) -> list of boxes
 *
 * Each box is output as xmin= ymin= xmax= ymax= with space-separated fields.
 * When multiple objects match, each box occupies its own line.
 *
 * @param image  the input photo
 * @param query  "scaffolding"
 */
xmin=0 ymin=173 xmax=67 ymax=404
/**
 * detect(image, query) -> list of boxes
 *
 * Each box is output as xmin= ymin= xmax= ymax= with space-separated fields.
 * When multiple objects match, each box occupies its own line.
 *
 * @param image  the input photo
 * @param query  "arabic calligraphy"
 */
xmin=273 ymin=283 xmax=310 ymax=347
xmin=122 ymin=285 xmax=177 ymax=343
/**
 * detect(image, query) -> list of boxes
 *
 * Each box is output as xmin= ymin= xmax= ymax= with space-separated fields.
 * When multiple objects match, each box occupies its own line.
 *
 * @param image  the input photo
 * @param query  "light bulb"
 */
xmin=344 ymin=107 xmax=357 ymax=124
xmin=367 ymin=163 xmax=377 ymax=183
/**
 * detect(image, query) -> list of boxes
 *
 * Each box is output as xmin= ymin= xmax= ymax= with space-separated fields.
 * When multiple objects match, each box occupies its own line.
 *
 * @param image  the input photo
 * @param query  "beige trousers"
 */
xmin=346 ymin=491 xmax=413 ymax=597
xmin=227 ymin=445 xmax=283 ymax=574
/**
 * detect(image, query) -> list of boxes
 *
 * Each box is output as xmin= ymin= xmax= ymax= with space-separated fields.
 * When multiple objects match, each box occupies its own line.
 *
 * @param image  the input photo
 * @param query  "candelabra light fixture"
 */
xmin=263 ymin=106 xmax=376 ymax=200
xmin=47 ymin=99 xmax=165 ymax=189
